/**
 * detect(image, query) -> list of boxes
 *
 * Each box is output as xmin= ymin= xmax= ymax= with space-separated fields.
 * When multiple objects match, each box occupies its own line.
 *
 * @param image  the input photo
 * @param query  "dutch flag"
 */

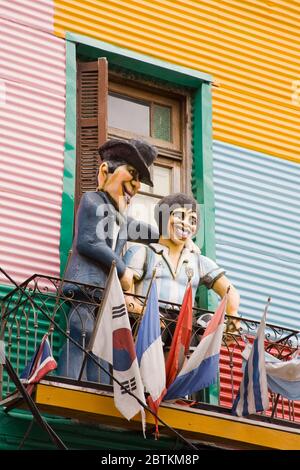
xmin=164 ymin=294 xmax=227 ymax=400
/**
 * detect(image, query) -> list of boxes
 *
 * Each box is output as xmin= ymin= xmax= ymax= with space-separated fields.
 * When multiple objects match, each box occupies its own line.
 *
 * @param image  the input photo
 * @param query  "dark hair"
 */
xmin=96 ymin=160 xmax=129 ymax=186
xmin=154 ymin=193 xmax=200 ymax=236
xmin=106 ymin=160 xmax=128 ymax=173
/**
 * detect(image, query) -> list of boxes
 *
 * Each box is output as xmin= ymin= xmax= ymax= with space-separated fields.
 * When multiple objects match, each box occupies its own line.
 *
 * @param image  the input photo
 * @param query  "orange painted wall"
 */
xmin=54 ymin=0 xmax=300 ymax=163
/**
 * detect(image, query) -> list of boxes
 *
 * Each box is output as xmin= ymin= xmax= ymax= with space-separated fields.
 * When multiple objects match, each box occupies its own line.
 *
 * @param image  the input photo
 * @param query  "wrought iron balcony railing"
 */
xmin=1 ymin=273 xmax=300 ymax=424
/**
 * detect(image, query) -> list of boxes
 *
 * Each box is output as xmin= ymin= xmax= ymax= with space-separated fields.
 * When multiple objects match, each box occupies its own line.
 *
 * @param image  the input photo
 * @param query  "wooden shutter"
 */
xmin=76 ymin=58 xmax=108 ymax=204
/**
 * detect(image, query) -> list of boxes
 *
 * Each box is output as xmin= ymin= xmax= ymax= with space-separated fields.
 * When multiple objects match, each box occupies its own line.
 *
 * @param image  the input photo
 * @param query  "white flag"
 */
xmin=91 ymin=266 xmax=146 ymax=421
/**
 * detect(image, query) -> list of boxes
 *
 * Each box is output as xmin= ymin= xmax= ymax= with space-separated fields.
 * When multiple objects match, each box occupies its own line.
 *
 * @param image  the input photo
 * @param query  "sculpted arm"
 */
xmin=212 ymin=275 xmax=240 ymax=317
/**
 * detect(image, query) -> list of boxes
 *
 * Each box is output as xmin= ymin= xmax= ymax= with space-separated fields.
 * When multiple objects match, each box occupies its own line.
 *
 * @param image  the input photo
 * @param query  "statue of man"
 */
xmin=124 ymin=193 xmax=240 ymax=342
xmin=57 ymin=139 xmax=158 ymax=382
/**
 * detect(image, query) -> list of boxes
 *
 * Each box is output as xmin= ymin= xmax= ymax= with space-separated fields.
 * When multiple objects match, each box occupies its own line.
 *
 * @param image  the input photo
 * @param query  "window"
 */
xmin=76 ymin=58 xmax=191 ymax=223
xmin=107 ymin=81 xmax=181 ymax=150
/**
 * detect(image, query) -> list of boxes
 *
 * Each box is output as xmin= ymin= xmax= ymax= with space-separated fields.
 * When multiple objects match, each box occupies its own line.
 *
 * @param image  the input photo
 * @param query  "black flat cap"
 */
xmin=98 ymin=139 xmax=157 ymax=187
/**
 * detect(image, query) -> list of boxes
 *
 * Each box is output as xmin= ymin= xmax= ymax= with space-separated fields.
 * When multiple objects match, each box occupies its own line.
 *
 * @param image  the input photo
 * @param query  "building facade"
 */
xmin=0 ymin=0 xmax=299 ymax=449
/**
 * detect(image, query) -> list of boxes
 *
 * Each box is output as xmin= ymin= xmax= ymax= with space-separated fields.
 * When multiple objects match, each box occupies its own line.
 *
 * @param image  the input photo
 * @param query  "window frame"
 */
xmin=107 ymin=77 xmax=188 ymax=207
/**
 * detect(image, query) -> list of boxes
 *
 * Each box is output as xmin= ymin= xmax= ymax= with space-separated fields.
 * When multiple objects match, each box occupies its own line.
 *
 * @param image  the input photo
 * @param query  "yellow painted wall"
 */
xmin=54 ymin=0 xmax=300 ymax=162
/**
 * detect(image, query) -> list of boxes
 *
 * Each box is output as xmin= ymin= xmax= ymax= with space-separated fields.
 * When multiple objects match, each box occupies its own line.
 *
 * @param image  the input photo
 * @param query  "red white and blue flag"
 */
xmin=136 ymin=281 xmax=166 ymax=422
xmin=91 ymin=265 xmax=146 ymax=423
xmin=20 ymin=334 xmax=57 ymax=385
xmin=165 ymin=282 xmax=193 ymax=389
xmin=164 ymin=294 xmax=227 ymax=400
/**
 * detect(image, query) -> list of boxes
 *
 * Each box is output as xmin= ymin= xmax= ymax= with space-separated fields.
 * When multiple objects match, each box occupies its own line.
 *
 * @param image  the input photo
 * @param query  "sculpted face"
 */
xmin=100 ymin=163 xmax=141 ymax=213
xmin=168 ymin=207 xmax=198 ymax=245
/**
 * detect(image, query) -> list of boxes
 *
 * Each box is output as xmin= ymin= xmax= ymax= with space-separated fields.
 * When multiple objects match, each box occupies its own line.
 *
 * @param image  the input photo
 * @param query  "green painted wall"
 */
xmin=0 ymin=409 xmax=188 ymax=450
xmin=0 ymin=284 xmax=63 ymax=399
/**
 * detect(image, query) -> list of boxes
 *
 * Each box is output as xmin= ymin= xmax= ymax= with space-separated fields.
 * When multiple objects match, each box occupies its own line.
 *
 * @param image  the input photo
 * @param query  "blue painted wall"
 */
xmin=213 ymin=141 xmax=300 ymax=331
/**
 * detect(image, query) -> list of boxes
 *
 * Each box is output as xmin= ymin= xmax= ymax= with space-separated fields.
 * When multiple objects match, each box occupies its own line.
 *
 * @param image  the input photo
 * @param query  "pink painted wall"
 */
xmin=0 ymin=0 xmax=54 ymax=33
xmin=0 ymin=3 xmax=66 ymax=285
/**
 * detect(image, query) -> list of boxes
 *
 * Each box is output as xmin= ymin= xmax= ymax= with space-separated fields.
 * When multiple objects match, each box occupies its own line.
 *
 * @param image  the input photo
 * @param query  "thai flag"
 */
xmin=164 ymin=294 xmax=227 ymax=400
xmin=136 ymin=281 xmax=166 ymax=419
xmin=232 ymin=307 xmax=269 ymax=416
xmin=91 ymin=265 xmax=146 ymax=423
xmin=165 ymin=283 xmax=193 ymax=388
xmin=20 ymin=334 xmax=57 ymax=385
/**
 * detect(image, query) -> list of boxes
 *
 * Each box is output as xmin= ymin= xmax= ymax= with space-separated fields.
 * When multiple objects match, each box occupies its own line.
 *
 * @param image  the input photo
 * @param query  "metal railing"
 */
xmin=1 ymin=273 xmax=300 ymax=424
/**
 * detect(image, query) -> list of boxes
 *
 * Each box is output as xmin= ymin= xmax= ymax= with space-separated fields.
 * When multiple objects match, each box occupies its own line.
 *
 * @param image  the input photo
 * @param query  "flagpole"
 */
xmin=260 ymin=296 xmax=282 ymax=421
xmin=133 ymin=268 xmax=156 ymax=341
xmin=78 ymin=260 xmax=116 ymax=382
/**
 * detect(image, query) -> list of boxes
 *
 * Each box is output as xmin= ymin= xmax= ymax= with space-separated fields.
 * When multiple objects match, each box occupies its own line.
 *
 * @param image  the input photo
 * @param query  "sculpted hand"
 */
xmin=125 ymin=296 xmax=143 ymax=314
xmin=223 ymin=314 xmax=241 ymax=347
xmin=120 ymin=268 xmax=133 ymax=291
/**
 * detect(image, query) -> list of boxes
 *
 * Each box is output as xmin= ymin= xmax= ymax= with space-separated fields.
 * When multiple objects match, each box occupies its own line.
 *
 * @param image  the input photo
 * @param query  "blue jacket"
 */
xmin=63 ymin=191 xmax=159 ymax=297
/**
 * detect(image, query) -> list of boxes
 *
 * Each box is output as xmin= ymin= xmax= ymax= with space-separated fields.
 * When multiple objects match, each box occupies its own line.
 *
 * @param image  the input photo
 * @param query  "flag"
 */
xmin=90 ymin=265 xmax=146 ymax=422
xmin=164 ymin=294 xmax=227 ymax=400
xmin=20 ymin=334 xmax=57 ymax=385
xmin=243 ymin=345 xmax=300 ymax=401
xmin=165 ymin=283 xmax=193 ymax=388
xmin=136 ymin=281 xmax=166 ymax=427
xmin=232 ymin=308 xmax=269 ymax=417
xmin=266 ymin=356 xmax=300 ymax=401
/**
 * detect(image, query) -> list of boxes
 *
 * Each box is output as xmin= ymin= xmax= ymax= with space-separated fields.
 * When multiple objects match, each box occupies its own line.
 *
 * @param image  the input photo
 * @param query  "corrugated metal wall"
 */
xmin=0 ymin=0 xmax=54 ymax=32
xmin=0 ymin=7 xmax=66 ymax=285
xmin=54 ymin=0 xmax=300 ymax=162
xmin=213 ymin=141 xmax=300 ymax=330
xmin=0 ymin=0 xmax=298 ymax=437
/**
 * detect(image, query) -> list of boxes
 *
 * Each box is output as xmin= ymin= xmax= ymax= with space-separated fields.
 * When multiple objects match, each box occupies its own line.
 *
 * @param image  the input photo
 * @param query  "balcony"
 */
xmin=1 ymin=274 xmax=300 ymax=450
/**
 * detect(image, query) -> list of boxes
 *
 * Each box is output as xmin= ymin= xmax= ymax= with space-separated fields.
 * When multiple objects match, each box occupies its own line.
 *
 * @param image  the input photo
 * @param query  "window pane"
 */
xmin=140 ymin=182 xmax=151 ymax=193
xmin=153 ymin=104 xmax=171 ymax=141
xmin=108 ymin=93 xmax=150 ymax=135
xmin=153 ymin=166 xmax=171 ymax=196
xmin=127 ymin=194 xmax=159 ymax=227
